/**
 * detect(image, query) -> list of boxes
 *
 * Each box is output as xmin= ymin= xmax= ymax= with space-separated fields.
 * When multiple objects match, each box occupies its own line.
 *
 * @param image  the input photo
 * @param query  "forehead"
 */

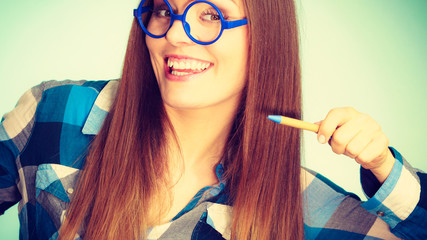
xmin=155 ymin=0 xmax=244 ymax=8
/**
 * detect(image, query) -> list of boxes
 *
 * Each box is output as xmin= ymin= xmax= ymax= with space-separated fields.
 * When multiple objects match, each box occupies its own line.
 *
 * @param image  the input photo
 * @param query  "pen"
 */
xmin=267 ymin=115 xmax=319 ymax=133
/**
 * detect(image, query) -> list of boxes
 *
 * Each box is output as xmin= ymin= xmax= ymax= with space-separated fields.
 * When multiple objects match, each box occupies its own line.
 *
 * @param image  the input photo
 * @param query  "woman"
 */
xmin=0 ymin=0 xmax=425 ymax=239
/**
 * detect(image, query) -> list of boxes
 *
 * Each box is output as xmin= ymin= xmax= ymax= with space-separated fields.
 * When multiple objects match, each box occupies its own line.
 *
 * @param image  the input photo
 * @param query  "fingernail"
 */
xmin=318 ymin=135 xmax=326 ymax=144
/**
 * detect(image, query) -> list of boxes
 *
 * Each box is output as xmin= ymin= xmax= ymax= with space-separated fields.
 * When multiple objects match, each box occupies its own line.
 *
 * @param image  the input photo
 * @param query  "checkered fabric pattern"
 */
xmin=0 ymin=80 xmax=426 ymax=239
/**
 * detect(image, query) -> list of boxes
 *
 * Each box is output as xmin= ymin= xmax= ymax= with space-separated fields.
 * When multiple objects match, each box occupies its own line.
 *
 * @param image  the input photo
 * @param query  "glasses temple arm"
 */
xmin=222 ymin=19 xmax=248 ymax=29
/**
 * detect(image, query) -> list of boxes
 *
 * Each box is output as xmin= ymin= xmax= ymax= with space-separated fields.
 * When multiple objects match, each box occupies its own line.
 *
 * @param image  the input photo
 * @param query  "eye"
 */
xmin=201 ymin=9 xmax=221 ymax=22
xmin=152 ymin=6 xmax=171 ymax=18
xmin=154 ymin=9 xmax=171 ymax=17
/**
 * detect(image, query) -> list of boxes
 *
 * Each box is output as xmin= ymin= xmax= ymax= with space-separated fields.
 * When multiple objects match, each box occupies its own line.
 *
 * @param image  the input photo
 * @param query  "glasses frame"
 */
xmin=133 ymin=0 xmax=248 ymax=45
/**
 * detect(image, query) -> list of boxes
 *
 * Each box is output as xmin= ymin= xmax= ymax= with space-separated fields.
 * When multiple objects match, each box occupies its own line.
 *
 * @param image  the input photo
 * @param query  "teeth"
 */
xmin=178 ymin=61 xmax=186 ymax=69
xmin=171 ymin=71 xmax=191 ymax=76
xmin=167 ymin=57 xmax=210 ymax=71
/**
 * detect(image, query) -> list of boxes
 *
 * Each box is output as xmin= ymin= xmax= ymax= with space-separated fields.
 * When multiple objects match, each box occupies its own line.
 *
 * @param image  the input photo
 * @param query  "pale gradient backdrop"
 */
xmin=1 ymin=0 xmax=426 ymax=238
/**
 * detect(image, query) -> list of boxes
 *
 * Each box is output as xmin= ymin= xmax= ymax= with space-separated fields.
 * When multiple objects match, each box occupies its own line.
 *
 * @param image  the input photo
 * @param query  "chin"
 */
xmin=163 ymin=97 xmax=207 ymax=110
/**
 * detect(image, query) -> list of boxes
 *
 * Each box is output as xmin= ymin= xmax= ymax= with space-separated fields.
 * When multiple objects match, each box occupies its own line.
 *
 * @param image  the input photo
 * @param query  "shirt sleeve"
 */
xmin=0 ymin=134 xmax=21 ymax=215
xmin=0 ymin=85 xmax=42 ymax=215
xmin=360 ymin=147 xmax=426 ymax=239
xmin=0 ymin=80 xmax=90 ymax=216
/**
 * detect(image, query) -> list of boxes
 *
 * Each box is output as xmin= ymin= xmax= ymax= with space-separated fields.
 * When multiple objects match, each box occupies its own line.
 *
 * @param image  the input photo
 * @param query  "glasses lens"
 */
xmin=141 ymin=0 xmax=171 ymax=37
xmin=186 ymin=2 xmax=222 ymax=43
xmin=138 ymin=0 xmax=223 ymax=43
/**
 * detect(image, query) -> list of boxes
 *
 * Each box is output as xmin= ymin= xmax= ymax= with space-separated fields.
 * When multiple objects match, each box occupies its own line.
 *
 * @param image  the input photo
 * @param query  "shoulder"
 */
xmin=36 ymin=79 xmax=114 ymax=108
xmin=1 ymin=79 xmax=118 ymax=158
xmin=34 ymin=80 xmax=116 ymax=121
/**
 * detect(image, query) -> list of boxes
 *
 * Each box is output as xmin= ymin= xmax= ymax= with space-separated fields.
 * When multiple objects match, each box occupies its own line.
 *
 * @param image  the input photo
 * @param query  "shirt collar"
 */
xmin=81 ymin=80 xmax=119 ymax=135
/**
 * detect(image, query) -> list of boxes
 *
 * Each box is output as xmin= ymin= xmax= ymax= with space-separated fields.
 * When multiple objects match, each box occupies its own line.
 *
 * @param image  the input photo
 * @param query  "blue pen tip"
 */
xmin=267 ymin=115 xmax=281 ymax=124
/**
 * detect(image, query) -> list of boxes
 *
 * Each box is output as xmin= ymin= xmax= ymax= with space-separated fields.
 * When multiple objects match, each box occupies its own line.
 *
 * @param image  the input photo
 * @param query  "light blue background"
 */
xmin=1 ymin=0 xmax=426 ymax=238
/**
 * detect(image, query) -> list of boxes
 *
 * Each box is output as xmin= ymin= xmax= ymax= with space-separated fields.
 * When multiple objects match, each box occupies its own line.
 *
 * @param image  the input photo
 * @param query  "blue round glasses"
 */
xmin=133 ymin=0 xmax=248 ymax=45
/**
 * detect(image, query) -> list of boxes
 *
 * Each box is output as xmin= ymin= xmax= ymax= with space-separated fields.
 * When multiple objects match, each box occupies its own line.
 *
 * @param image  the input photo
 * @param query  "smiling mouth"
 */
xmin=166 ymin=57 xmax=211 ymax=76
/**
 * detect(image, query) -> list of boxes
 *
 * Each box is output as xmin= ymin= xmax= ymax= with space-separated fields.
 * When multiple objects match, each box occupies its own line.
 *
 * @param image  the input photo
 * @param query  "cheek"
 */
xmin=145 ymin=36 xmax=163 ymax=79
xmin=145 ymin=36 xmax=163 ymax=63
xmin=145 ymin=35 xmax=154 ymax=55
xmin=231 ymin=43 xmax=249 ymax=93
xmin=218 ymin=38 xmax=249 ymax=83
xmin=223 ymin=29 xmax=249 ymax=74
xmin=216 ymin=48 xmax=248 ymax=96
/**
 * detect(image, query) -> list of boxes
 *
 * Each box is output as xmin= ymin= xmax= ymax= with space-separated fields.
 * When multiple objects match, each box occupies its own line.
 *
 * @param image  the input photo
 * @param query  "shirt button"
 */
xmin=376 ymin=211 xmax=385 ymax=217
xmin=67 ymin=188 xmax=74 ymax=194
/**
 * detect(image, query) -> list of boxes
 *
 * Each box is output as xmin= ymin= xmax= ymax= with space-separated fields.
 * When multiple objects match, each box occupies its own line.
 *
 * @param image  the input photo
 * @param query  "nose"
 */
xmin=165 ymin=18 xmax=194 ymax=46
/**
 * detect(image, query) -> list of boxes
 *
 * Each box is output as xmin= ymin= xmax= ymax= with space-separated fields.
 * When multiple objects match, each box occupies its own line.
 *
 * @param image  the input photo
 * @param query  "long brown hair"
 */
xmin=59 ymin=0 xmax=303 ymax=239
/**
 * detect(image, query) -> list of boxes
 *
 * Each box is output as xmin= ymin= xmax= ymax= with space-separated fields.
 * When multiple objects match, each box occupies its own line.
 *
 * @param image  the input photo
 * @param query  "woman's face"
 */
xmin=146 ymin=0 xmax=249 ymax=111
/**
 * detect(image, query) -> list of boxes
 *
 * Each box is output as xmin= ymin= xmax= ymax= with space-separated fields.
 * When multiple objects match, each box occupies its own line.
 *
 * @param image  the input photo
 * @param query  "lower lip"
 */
xmin=164 ymin=62 xmax=210 ymax=82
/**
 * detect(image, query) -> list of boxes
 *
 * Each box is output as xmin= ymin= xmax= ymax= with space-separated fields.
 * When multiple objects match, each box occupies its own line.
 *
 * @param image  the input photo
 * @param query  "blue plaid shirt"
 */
xmin=0 ymin=80 xmax=426 ymax=239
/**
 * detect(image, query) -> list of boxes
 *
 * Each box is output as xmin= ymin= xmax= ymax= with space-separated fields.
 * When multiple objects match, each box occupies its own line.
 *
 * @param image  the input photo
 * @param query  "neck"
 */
xmin=164 ymin=100 xmax=240 ymax=171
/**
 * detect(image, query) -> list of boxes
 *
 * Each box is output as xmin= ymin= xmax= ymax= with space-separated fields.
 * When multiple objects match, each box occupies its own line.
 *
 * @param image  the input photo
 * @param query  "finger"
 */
xmin=332 ymin=113 xmax=378 ymax=157
xmin=355 ymin=133 xmax=389 ymax=169
xmin=318 ymin=107 xmax=357 ymax=144
xmin=343 ymin=130 xmax=373 ymax=159
xmin=329 ymin=119 xmax=362 ymax=155
xmin=314 ymin=121 xmax=322 ymax=125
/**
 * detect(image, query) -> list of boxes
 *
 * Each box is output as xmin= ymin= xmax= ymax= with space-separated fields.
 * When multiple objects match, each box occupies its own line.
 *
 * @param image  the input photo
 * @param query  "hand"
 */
xmin=317 ymin=107 xmax=395 ymax=183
